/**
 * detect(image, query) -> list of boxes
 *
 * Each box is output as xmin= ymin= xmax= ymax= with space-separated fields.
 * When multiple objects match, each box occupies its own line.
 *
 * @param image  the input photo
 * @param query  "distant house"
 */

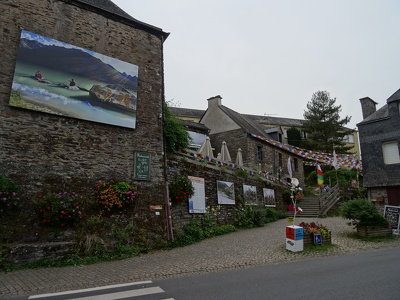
xmin=357 ymin=90 xmax=400 ymax=205
xmin=199 ymin=95 xmax=305 ymax=186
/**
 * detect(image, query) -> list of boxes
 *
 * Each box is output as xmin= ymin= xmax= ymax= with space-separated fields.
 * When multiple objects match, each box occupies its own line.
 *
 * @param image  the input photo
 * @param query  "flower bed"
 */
xmin=299 ymin=222 xmax=332 ymax=245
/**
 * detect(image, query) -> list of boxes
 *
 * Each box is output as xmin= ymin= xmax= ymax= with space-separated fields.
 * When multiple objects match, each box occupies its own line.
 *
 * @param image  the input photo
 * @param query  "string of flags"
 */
xmin=250 ymin=133 xmax=362 ymax=171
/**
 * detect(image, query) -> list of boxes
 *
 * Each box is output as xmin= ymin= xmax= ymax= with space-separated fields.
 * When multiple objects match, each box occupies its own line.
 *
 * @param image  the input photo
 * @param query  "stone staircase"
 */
xmin=285 ymin=183 xmax=342 ymax=218
xmin=296 ymin=197 xmax=320 ymax=218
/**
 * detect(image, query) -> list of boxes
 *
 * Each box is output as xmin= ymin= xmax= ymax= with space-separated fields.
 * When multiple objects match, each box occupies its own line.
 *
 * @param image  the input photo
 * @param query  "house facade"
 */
xmin=357 ymin=90 xmax=400 ymax=206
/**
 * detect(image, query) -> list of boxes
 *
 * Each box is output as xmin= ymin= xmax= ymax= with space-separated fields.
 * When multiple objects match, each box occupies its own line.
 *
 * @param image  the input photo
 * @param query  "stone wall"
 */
xmin=167 ymin=154 xmax=288 ymax=230
xmin=0 ymin=0 xmax=168 ymax=241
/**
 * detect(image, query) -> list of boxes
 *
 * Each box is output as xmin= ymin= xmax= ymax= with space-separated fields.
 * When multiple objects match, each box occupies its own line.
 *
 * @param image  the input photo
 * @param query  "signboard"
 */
xmin=313 ymin=233 xmax=322 ymax=245
xmin=134 ymin=152 xmax=151 ymax=180
xmin=188 ymin=176 xmax=206 ymax=213
xmin=384 ymin=205 xmax=400 ymax=234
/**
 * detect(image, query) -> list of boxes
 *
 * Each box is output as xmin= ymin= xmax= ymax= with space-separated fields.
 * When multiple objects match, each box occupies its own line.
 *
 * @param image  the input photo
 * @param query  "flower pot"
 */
xmin=356 ymin=226 xmax=392 ymax=238
xmin=302 ymin=231 xmax=331 ymax=245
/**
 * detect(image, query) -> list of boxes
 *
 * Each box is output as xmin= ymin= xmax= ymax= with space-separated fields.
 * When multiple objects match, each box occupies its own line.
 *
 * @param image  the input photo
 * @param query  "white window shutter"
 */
xmin=382 ymin=141 xmax=400 ymax=164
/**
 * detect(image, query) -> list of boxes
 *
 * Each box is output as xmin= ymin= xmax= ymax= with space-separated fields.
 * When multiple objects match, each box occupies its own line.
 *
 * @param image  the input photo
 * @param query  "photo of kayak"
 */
xmin=9 ymin=30 xmax=139 ymax=129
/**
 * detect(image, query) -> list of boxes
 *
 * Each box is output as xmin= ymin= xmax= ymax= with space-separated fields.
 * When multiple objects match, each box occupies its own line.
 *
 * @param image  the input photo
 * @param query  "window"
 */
xmin=278 ymin=153 xmax=282 ymax=167
xmin=294 ymin=158 xmax=298 ymax=171
xmin=283 ymin=129 xmax=288 ymax=138
xmin=343 ymin=134 xmax=355 ymax=143
xmin=382 ymin=141 xmax=400 ymax=164
xmin=256 ymin=146 xmax=263 ymax=161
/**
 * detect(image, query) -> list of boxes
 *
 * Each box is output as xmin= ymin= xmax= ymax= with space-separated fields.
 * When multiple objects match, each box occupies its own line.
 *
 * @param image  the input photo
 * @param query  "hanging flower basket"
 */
xmin=169 ymin=176 xmax=194 ymax=204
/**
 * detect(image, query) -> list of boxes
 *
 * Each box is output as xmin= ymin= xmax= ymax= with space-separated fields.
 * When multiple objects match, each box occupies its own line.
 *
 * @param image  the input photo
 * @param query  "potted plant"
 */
xmin=168 ymin=176 xmax=194 ymax=204
xmin=339 ymin=198 xmax=391 ymax=237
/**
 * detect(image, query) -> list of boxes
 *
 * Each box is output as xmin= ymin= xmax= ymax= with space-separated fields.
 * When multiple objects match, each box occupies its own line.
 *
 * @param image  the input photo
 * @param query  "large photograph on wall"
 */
xmin=9 ymin=30 xmax=138 ymax=129
xmin=217 ymin=181 xmax=235 ymax=205
xmin=243 ymin=184 xmax=257 ymax=205
xmin=263 ymin=188 xmax=276 ymax=207
xmin=188 ymin=176 xmax=206 ymax=214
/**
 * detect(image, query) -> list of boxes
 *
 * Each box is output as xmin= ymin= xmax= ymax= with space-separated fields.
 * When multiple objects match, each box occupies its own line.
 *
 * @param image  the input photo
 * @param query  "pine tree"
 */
xmin=302 ymin=91 xmax=353 ymax=153
xmin=286 ymin=127 xmax=302 ymax=147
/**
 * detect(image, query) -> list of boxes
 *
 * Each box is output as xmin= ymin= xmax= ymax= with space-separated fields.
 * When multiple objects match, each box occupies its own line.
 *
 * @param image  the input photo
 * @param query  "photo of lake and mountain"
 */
xmin=9 ymin=30 xmax=139 ymax=129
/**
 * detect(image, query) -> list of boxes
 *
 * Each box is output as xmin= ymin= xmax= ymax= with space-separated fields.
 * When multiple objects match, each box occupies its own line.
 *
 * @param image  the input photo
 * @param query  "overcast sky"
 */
xmin=113 ymin=0 xmax=400 ymax=129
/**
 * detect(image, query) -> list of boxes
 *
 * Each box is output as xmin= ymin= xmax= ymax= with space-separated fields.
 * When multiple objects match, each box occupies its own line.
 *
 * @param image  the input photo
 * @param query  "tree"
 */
xmin=302 ymin=91 xmax=353 ymax=153
xmin=286 ymin=127 xmax=302 ymax=147
xmin=163 ymin=103 xmax=191 ymax=153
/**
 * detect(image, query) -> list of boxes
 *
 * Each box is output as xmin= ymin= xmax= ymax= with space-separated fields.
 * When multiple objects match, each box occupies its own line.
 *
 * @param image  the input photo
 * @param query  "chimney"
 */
xmin=359 ymin=97 xmax=378 ymax=119
xmin=207 ymin=95 xmax=222 ymax=109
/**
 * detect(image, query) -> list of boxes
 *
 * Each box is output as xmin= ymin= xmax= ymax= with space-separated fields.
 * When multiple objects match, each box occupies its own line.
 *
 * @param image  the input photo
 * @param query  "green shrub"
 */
xmin=183 ymin=220 xmax=205 ymax=241
xmin=235 ymin=169 xmax=248 ymax=178
xmin=282 ymin=189 xmax=292 ymax=204
xmin=171 ymin=220 xmax=237 ymax=248
xmin=234 ymin=204 xmax=266 ymax=228
xmin=75 ymin=215 xmax=145 ymax=258
xmin=264 ymin=207 xmax=285 ymax=223
xmin=0 ymin=174 xmax=23 ymax=216
xmin=211 ymin=225 xmax=237 ymax=236
xmin=339 ymin=198 xmax=389 ymax=228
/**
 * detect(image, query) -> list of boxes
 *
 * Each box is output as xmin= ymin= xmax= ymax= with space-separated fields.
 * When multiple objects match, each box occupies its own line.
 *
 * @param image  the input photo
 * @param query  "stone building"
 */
xmin=200 ymin=96 xmax=305 ymax=186
xmin=358 ymin=90 xmax=400 ymax=205
xmin=1 ymin=0 xmax=170 ymax=234
xmin=171 ymin=102 xmax=360 ymax=155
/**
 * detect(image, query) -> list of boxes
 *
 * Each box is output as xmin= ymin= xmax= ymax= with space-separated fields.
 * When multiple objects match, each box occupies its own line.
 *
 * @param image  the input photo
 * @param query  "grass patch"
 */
xmin=285 ymin=243 xmax=336 ymax=255
xmin=345 ymin=232 xmax=396 ymax=242
xmin=20 ymin=251 xmax=142 ymax=270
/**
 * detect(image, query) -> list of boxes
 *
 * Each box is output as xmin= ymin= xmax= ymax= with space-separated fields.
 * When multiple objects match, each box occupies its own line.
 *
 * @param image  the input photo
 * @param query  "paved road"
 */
xmin=1 ymin=217 xmax=400 ymax=299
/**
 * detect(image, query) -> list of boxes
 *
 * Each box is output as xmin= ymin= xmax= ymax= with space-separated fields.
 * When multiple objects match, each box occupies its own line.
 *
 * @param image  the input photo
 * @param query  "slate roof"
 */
xmin=171 ymin=107 xmax=305 ymax=128
xmin=218 ymin=105 xmax=274 ymax=138
xmin=169 ymin=107 xmax=205 ymax=119
xmin=358 ymin=88 xmax=400 ymax=125
xmin=244 ymin=114 xmax=305 ymax=127
xmin=180 ymin=119 xmax=209 ymax=132
xmin=387 ymin=88 xmax=400 ymax=103
xmin=357 ymin=105 xmax=389 ymax=125
xmin=172 ymin=106 xmax=271 ymax=136
xmin=66 ymin=0 xmax=169 ymax=39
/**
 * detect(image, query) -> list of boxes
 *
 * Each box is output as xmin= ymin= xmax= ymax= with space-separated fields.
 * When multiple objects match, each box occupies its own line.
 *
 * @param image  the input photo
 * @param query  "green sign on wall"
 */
xmin=134 ymin=152 xmax=151 ymax=180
